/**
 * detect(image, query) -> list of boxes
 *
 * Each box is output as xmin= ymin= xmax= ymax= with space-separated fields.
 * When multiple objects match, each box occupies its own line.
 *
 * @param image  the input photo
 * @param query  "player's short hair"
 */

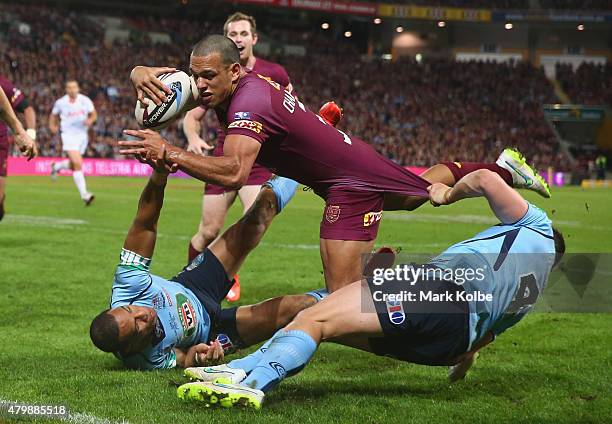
xmin=552 ymin=226 xmax=565 ymax=267
xmin=90 ymin=310 xmax=123 ymax=353
xmin=65 ymin=80 xmax=78 ymax=86
xmin=223 ymin=12 xmax=257 ymax=36
xmin=192 ymin=35 xmax=240 ymax=66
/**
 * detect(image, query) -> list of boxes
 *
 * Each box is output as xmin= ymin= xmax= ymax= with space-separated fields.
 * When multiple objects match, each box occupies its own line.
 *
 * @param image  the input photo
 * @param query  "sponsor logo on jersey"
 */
xmin=386 ymin=299 xmax=405 ymax=325
xmin=234 ymin=111 xmax=251 ymax=120
xmin=215 ymin=333 xmax=236 ymax=354
xmin=363 ymin=211 xmax=383 ymax=227
xmin=175 ymin=293 xmax=197 ymax=338
xmin=163 ymin=289 xmax=173 ymax=307
xmin=325 ymin=205 xmax=341 ymax=223
xmin=152 ymin=292 xmax=165 ymax=310
xmin=228 ymin=119 xmax=263 ymax=134
xmin=269 ymin=361 xmax=287 ymax=378
xmin=186 ymin=252 xmax=205 ymax=271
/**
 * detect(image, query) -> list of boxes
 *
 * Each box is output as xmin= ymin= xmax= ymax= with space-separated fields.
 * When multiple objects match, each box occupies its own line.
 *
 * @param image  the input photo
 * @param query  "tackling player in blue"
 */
xmin=89 ymin=149 xmax=327 ymax=369
xmin=177 ymin=168 xmax=565 ymax=409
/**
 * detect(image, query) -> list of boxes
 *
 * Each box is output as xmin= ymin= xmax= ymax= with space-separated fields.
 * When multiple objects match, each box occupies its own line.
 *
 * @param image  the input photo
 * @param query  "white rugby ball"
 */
xmin=134 ymin=71 xmax=199 ymax=130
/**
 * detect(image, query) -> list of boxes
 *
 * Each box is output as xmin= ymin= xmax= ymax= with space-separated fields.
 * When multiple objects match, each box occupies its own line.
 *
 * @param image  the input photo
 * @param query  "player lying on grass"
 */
xmin=176 ymin=169 xmax=565 ymax=409
xmin=119 ymin=35 xmax=551 ymax=296
xmin=89 ymin=155 xmax=327 ymax=370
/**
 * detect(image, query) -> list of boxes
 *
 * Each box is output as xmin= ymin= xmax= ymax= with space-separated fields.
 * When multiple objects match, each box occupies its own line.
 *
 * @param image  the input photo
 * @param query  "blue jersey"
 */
xmin=430 ymin=203 xmax=555 ymax=349
xmin=110 ymin=249 xmax=211 ymax=369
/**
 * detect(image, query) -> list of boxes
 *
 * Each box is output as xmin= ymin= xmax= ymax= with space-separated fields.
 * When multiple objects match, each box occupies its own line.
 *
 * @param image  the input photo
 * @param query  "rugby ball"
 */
xmin=134 ymin=71 xmax=199 ymax=130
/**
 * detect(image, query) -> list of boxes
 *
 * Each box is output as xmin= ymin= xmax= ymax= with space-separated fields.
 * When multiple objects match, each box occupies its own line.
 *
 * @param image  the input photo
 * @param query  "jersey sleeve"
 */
xmin=273 ymin=65 xmax=290 ymax=89
xmin=117 ymin=347 xmax=177 ymax=370
xmin=110 ymin=248 xmax=154 ymax=307
xmin=1 ymin=79 xmax=26 ymax=111
xmin=51 ymin=100 xmax=60 ymax=115
xmin=513 ymin=202 xmax=552 ymax=234
xmin=226 ymin=81 xmax=273 ymax=144
xmin=85 ymin=96 xmax=95 ymax=113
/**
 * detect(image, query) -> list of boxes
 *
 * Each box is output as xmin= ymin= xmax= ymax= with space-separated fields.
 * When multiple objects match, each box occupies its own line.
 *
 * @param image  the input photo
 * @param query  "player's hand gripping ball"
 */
xmin=134 ymin=71 xmax=199 ymax=130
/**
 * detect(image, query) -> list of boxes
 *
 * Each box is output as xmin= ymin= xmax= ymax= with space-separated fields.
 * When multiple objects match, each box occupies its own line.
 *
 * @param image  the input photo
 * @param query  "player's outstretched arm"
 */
xmin=183 ymin=107 xmax=214 ymax=155
xmin=428 ymin=169 xmax=528 ymax=224
xmin=122 ymin=164 xmax=173 ymax=259
xmin=119 ymin=130 xmax=260 ymax=189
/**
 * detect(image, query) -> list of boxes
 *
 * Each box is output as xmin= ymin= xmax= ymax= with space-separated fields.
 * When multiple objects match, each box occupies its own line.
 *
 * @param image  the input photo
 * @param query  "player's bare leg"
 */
xmin=234 ymin=294 xmax=319 ymax=347
xmin=226 ymin=184 xmax=264 ymax=300
xmin=0 ymin=176 xmax=6 ymax=220
xmin=208 ymin=186 xmax=278 ymax=279
xmin=237 ymin=185 xmax=261 ymax=214
xmin=66 ymin=149 xmax=93 ymax=205
xmin=190 ymin=191 xmax=237 ymax=257
xmin=320 ymin=238 xmax=375 ymax=292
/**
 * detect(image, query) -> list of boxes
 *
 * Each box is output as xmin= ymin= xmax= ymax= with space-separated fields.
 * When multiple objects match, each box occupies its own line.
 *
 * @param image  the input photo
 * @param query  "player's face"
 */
xmin=226 ymin=20 xmax=258 ymax=64
xmin=190 ymin=53 xmax=241 ymax=109
xmin=65 ymin=81 xmax=79 ymax=98
xmin=110 ymin=305 xmax=158 ymax=355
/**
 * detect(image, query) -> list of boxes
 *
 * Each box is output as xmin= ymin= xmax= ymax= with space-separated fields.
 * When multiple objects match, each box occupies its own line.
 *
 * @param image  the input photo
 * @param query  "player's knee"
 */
xmin=199 ymin=224 xmax=221 ymax=245
xmin=474 ymin=169 xmax=496 ymax=187
xmin=277 ymin=295 xmax=317 ymax=327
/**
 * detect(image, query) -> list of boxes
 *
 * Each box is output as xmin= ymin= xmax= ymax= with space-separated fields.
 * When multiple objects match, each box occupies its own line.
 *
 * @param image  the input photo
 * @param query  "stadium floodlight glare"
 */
xmin=437 ymin=21 xmax=446 ymax=28
xmin=321 ymin=22 xmax=330 ymax=30
xmin=577 ymin=24 xmax=585 ymax=31
xmin=505 ymin=22 xmax=513 ymax=30
xmin=396 ymin=26 xmax=404 ymax=33
xmin=344 ymin=31 xmax=352 ymax=38
xmin=374 ymin=18 xmax=382 ymax=24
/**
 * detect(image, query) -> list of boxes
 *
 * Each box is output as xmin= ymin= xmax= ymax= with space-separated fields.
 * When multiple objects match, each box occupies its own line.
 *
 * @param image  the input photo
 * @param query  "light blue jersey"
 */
xmin=430 ymin=203 xmax=556 ymax=349
xmin=110 ymin=249 xmax=211 ymax=370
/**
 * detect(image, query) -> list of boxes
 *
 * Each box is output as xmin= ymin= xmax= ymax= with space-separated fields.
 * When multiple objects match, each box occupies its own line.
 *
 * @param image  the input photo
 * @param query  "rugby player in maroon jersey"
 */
xmin=120 ymin=35 xmax=549 ymax=293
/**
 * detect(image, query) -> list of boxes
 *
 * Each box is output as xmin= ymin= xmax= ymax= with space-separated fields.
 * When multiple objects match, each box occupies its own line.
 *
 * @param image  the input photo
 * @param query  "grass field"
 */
xmin=1 ymin=176 xmax=611 ymax=424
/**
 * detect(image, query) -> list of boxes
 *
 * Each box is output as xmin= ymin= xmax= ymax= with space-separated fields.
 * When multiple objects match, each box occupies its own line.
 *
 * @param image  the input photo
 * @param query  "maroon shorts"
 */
xmin=0 ymin=142 xmax=8 ymax=177
xmin=204 ymin=163 xmax=273 ymax=195
xmin=320 ymin=188 xmax=384 ymax=241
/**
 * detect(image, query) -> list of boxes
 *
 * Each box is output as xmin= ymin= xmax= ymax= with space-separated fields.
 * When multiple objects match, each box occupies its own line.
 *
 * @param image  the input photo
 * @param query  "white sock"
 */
xmin=53 ymin=159 xmax=70 ymax=172
xmin=72 ymin=171 xmax=89 ymax=199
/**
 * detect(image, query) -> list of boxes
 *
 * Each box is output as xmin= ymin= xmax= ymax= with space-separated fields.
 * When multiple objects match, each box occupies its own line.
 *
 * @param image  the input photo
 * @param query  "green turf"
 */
xmin=0 ymin=176 xmax=610 ymax=424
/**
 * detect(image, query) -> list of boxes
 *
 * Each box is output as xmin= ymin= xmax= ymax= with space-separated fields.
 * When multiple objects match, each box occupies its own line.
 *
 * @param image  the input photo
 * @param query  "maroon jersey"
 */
xmin=224 ymin=71 xmax=429 ymax=198
xmin=205 ymin=58 xmax=290 ymax=193
xmin=0 ymin=76 xmax=26 ymax=146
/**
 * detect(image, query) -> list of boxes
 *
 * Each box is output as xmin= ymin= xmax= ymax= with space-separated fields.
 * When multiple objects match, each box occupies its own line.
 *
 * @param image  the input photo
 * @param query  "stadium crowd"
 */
xmin=0 ymin=3 xmax=582 ymax=170
xmin=556 ymin=62 xmax=612 ymax=106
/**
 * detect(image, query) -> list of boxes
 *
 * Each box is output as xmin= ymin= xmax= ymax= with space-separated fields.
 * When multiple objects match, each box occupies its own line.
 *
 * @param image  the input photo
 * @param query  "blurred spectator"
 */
xmin=556 ymin=62 xmax=612 ymax=106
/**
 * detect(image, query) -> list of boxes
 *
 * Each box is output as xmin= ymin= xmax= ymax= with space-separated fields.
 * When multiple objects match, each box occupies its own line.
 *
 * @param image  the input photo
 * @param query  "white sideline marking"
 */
xmin=3 ymin=214 xmax=88 ymax=226
xmin=0 ymin=398 xmax=129 ymax=424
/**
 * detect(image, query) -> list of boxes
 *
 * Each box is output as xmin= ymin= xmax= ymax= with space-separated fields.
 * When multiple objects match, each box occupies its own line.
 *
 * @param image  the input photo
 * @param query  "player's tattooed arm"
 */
xmin=428 ymin=169 xmax=528 ymax=224
xmin=119 ymin=131 xmax=260 ymax=188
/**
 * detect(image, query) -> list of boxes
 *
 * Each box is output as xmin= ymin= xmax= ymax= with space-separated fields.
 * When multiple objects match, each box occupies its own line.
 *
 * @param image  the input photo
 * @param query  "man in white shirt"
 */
xmin=49 ymin=80 xmax=97 ymax=205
